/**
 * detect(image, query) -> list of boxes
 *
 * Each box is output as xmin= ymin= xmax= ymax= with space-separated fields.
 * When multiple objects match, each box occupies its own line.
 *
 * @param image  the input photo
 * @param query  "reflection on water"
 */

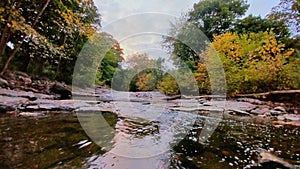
xmin=1 ymin=110 xmax=300 ymax=168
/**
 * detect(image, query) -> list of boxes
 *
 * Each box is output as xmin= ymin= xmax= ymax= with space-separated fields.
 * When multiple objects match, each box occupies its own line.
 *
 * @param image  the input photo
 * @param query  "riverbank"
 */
xmin=0 ymin=70 xmax=300 ymax=127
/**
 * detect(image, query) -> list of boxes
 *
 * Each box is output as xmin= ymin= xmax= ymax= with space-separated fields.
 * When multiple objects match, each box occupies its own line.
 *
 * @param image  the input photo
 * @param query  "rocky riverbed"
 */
xmin=1 ymin=71 xmax=300 ymax=168
xmin=0 ymin=71 xmax=299 ymax=123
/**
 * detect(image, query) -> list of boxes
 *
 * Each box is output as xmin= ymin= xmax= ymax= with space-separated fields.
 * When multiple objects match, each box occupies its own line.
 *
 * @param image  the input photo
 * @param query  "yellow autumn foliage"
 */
xmin=197 ymin=31 xmax=297 ymax=96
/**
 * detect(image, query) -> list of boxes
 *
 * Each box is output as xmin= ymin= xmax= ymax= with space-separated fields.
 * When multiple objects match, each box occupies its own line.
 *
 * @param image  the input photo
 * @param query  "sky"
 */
xmin=96 ymin=0 xmax=280 ymax=26
xmin=93 ymin=0 xmax=281 ymax=60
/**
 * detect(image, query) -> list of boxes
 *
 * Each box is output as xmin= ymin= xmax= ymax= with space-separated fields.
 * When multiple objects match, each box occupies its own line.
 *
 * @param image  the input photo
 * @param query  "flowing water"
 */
xmin=1 ymin=101 xmax=300 ymax=168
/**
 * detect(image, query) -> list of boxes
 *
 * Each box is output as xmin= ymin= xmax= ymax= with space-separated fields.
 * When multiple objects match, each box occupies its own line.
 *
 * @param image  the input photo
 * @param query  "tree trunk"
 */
xmin=0 ymin=0 xmax=51 ymax=75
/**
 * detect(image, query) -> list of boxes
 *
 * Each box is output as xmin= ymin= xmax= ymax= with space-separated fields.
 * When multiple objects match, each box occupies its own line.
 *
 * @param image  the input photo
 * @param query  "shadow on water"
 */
xmin=1 ymin=110 xmax=300 ymax=168
xmin=0 ymin=112 xmax=116 ymax=168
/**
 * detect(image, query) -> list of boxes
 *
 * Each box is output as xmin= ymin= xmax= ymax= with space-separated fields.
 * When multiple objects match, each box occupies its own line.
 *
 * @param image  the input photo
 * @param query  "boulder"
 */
xmin=50 ymin=82 xmax=72 ymax=99
xmin=0 ymin=77 xmax=8 ymax=87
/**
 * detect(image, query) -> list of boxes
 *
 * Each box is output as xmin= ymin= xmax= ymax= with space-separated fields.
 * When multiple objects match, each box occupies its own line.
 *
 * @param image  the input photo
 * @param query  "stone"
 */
xmin=258 ymin=149 xmax=293 ymax=169
xmin=19 ymin=112 xmax=45 ymax=117
xmin=23 ymin=100 xmax=91 ymax=111
xmin=50 ymin=83 xmax=72 ymax=99
xmin=282 ymin=114 xmax=300 ymax=121
xmin=203 ymin=102 xmax=212 ymax=106
xmin=237 ymin=98 xmax=263 ymax=105
xmin=0 ymin=96 xmax=28 ymax=112
xmin=228 ymin=109 xmax=251 ymax=116
xmin=274 ymin=106 xmax=286 ymax=113
xmin=250 ymin=106 xmax=270 ymax=115
xmin=0 ymin=88 xmax=36 ymax=100
xmin=277 ymin=115 xmax=285 ymax=121
xmin=0 ymin=77 xmax=8 ymax=87
xmin=270 ymin=110 xmax=284 ymax=116
xmin=20 ymin=77 xmax=32 ymax=85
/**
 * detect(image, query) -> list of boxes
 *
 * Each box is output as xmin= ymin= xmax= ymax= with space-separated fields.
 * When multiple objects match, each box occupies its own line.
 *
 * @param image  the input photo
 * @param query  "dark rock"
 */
xmin=50 ymin=83 xmax=72 ymax=99
xmin=0 ymin=77 xmax=8 ymax=87
xmin=274 ymin=106 xmax=286 ymax=113
xmin=162 ymin=95 xmax=181 ymax=101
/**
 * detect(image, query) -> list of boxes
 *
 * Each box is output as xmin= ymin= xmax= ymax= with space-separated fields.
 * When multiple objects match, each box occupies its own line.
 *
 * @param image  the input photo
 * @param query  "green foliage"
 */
xmin=233 ymin=15 xmax=290 ymax=41
xmin=0 ymin=0 xmax=110 ymax=85
xmin=189 ymin=0 xmax=249 ymax=40
xmin=157 ymin=74 xmax=180 ymax=95
xmin=269 ymin=0 xmax=300 ymax=34
xmin=164 ymin=0 xmax=249 ymax=72
xmin=97 ymin=43 xmax=123 ymax=86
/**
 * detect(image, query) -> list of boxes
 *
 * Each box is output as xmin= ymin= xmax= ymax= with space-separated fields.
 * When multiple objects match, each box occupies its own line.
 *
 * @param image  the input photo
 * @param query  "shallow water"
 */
xmin=1 ymin=109 xmax=300 ymax=168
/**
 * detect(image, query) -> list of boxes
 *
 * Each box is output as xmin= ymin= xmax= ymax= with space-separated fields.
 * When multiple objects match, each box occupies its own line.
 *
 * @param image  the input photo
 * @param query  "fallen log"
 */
xmin=235 ymin=90 xmax=300 ymax=105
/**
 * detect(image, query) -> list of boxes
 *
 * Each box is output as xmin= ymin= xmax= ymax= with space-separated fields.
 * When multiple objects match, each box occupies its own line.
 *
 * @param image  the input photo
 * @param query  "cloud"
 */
xmin=95 ymin=0 xmax=197 ymax=26
xmin=93 ymin=0 xmax=281 ymax=61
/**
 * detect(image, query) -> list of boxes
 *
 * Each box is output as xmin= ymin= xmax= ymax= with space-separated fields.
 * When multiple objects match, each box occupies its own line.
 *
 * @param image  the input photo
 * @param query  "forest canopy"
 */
xmin=0 ymin=0 xmax=299 ymax=96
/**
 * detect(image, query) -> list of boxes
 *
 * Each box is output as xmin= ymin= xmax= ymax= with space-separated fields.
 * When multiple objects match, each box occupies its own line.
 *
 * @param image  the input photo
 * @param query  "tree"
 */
xmin=164 ymin=0 xmax=249 ymax=72
xmin=189 ymin=0 xmax=249 ymax=40
xmin=97 ymin=42 xmax=124 ymax=86
xmin=269 ymin=0 xmax=300 ymax=34
xmin=0 ymin=0 xmax=52 ymax=75
xmin=233 ymin=15 xmax=290 ymax=41
xmin=0 ymin=0 xmax=102 ymax=84
xmin=198 ymin=31 xmax=296 ymax=96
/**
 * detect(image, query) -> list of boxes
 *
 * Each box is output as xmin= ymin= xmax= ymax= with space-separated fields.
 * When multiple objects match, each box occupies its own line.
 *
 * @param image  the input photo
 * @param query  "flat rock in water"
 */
xmin=270 ymin=110 xmax=284 ymax=116
xmin=0 ymin=88 xmax=36 ymax=100
xmin=76 ymin=106 xmax=113 ymax=112
xmin=281 ymin=114 xmax=300 ymax=121
xmin=24 ymin=100 xmax=90 ymax=111
xmin=236 ymin=98 xmax=264 ymax=105
xmin=225 ymin=101 xmax=257 ymax=111
xmin=250 ymin=106 xmax=270 ymax=115
xmin=19 ymin=112 xmax=45 ymax=117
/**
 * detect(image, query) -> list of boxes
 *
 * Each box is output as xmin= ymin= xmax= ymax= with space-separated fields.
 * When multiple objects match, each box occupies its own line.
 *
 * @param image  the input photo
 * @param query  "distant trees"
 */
xmin=189 ymin=0 xmax=249 ymax=40
xmin=233 ymin=15 xmax=290 ymax=41
xmin=269 ymin=0 xmax=300 ymax=33
xmin=161 ymin=0 xmax=300 ymax=96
